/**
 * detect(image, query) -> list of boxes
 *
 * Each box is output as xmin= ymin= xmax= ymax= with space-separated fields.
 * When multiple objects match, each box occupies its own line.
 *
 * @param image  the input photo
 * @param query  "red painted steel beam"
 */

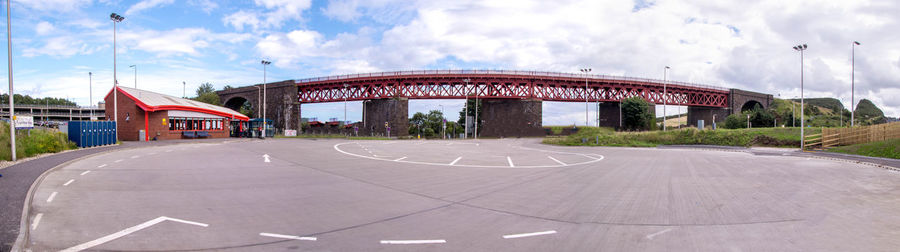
xmin=297 ymin=71 xmax=729 ymax=107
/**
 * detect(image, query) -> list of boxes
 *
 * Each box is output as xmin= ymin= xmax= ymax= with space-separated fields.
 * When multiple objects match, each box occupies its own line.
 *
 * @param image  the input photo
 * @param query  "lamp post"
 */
xmin=663 ymin=66 xmax=670 ymax=131
xmin=474 ymin=79 xmax=479 ymax=139
xmin=253 ymin=85 xmax=260 ymax=118
xmin=88 ymin=72 xmax=92 ymax=120
xmin=343 ymin=83 xmax=348 ymax=128
xmin=851 ymin=41 xmax=860 ymax=127
xmin=793 ymin=44 xmax=808 ymax=150
xmin=110 ymin=13 xmax=124 ymax=142
xmin=7 ymin=0 xmax=16 ymax=160
xmin=580 ymin=68 xmax=591 ymax=126
xmin=129 ymin=64 xmax=136 ymax=88
xmin=463 ymin=78 xmax=470 ymax=139
xmin=439 ymin=104 xmax=445 ymax=139
xmin=261 ymin=60 xmax=271 ymax=138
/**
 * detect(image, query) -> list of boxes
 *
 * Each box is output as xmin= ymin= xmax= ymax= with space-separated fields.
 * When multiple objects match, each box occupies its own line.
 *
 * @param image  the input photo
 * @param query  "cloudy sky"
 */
xmin=3 ymin=0 xmax=898 ymax=125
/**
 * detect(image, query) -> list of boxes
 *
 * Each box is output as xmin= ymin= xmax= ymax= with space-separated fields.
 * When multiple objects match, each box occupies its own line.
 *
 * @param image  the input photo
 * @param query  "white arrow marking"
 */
xmin=60 ymin=216 xmax=207 ymax=252
xmin=263 ymin=154 xmax=271 ymax=163
xmin=646 ymin=228 xmax=673 ymax=240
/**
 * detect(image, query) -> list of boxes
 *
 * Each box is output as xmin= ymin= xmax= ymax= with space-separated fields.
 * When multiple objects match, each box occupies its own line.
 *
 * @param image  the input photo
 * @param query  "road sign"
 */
xmin=14 ymin=115 xmax=34 ymax=129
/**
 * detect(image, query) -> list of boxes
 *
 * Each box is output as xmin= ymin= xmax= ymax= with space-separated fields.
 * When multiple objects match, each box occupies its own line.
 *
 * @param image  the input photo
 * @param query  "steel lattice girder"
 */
xmin=297 ymin=74 xmax=729 ymax=107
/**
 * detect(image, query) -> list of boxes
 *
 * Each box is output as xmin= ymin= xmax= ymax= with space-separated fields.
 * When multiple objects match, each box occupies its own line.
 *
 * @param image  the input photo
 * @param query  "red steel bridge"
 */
xmin=296 ymin=70 xmax=730 ymax=107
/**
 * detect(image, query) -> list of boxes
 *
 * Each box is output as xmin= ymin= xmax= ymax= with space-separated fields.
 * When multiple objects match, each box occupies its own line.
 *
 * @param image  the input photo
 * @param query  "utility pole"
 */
xmin=663 ymin=66 xmax=670 ymax=131
xmin=851 ymin=41 xmax=860 ymax=127
xmin=793 ymin=44 xmax=808 ymax=150
xmin=463 ymin=78 xmax=470 ymax=139
xmin=7 ymin=0 xmax=16 ymax=160
xmin=110 ymin=13 xmax=124 ymax=142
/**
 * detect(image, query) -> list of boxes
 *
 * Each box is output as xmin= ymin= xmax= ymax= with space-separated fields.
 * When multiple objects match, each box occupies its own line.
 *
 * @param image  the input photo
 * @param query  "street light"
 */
xmin=182 ymin=81 xmax=186 ymax=98
xmin=129 ymin=64 xmax=136 ymax=88
xmin=261 ymin=60 xmax=271 ymax=138
xmin=110 ymin=12 xmax=124 ymax=142
xmin=851 ymin=41 xmax=860 ymax=127
xmin=88 ymin=72 xmax=92 ymax=120
xmin=7 ymin=0 xmax=16 ymax=160
xmin=474 ymin=79 xmax=479 ymax=139
xmin=663 ymin=66 xmax=670 ymax=131
xmin=439 ymin=104 xmax=445 ymax=139
xmin=580 ymin=68 xmax=591 ymax=127
xmin=343 ymin=83 xmax=349 ymax=128
xmin=793 ymin=43 xmax=808 ymax=150
xmin=463 ymin=78 xmax=470 ymax=139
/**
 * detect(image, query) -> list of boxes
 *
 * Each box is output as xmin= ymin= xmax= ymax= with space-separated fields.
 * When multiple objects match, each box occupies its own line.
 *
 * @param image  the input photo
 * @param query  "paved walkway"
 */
xmin=0 ymin=139 xmax=246 ymax=252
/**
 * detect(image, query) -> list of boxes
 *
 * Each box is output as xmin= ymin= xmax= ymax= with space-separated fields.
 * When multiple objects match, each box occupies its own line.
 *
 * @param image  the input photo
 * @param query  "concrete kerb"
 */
xmin=10 ymin=139 xmax=251 ymax=252
xmin=657 ymin=144 xmax=900 ymax=172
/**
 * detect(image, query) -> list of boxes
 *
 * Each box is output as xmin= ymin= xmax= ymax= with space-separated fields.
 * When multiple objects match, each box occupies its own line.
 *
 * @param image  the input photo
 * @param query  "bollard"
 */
xmin=596 ymin=136 xmax=599 ymax=145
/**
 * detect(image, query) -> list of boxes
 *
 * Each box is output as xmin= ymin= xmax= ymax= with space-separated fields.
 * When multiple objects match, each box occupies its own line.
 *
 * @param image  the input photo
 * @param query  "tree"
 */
xmin=748 ymin=104 xmax=775 ymax=127
xmin=723 ymin=114 xmax=747 ymax=129
xmin=409 ymin=110 xmax=446 ymax=137
xmin=621 ymin=97 xmax=653 ymax=131
xmin=457 ymin=98 xmax=482 ymax=134
xmin=192 ymin=82 xmax=221 ymax=105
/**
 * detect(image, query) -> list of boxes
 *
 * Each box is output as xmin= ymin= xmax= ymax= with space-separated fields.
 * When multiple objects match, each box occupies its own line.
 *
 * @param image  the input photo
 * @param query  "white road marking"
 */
xmin=646 ymin=228 xmax=673 ymax=240
xmin=63 ymin=179 xmax=75 ymax=186
xmin=547 ymin=156 xmax=567 ymax=165
xmin=503 ymin=230 xmax=557 ymax=239
xmin=130 ymin=155 xmax=139 ymax=159
xmin=97 ymin=164 xmax=107 ymax=168
xmin=334 ymin=143 xmax=605 ymax=169
xmin=507 ymin=156 xmax=515 ymax=167
xmin=114 ymin=159 xmax=123 ymax=163
xmin=80 ymin=171 xmax=91 ymax=176
xmin=449 ymin=157 xmax=463 ymax=165
xmin=60 ymin=216 xmax=207 ymax=252
xmin=46 ymin=192 xmax=58 ymax=203
xmin=446 ymin=143 xmax=452 ymax=146
xmin=165 ymin=150 xmax=173 ymax=152
xmin=31 ymin=213 xmax=43 ymax=230
xmin=147 ymin=152 xmax=156 ymax=155
xmin=259 ymin=232 xmax=317 ymax=241
xmin=263 ymin=154 xmax=271 ymax=163
xmin=380 ymin=240 xmax=446 ymax=245
xmin=394 ymin=157 xmax=407 ymax=161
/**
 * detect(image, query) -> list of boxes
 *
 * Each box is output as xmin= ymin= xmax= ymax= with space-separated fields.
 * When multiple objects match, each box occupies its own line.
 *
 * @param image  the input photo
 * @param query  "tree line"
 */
xmin=0 ymin=94 xmax=77 ymax=106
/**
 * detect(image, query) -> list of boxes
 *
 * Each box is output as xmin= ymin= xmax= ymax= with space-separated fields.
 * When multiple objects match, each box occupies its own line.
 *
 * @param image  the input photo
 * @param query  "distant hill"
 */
xmin=789 ymin=98 xmax=844 ymax=112
xmin=854 ymin=99 xmax=887 ymax=124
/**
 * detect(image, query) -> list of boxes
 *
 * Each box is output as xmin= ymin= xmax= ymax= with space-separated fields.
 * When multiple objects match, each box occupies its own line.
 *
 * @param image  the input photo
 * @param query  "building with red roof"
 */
xmin=104 ymin=86 xmax=249 ymax=141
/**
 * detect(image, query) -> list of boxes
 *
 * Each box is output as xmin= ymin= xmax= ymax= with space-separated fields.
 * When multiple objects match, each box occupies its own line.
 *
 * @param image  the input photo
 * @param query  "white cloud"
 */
xmin=35 ymin=21 xmax=55 ymax=35
xmin=21 ymin=36 xmax=101 ymax=58
xmin=12 ymin=0 xmax=90 ymax=12
xmin=125 ymin=0 xmax=176 ymax=16
xmin=190 ymin=0 xmax=219 ymax=14
xmin=119 ymin=28 xmax=252 ymax=56
xmin=223 ymin=0 xmax=312 ymax=31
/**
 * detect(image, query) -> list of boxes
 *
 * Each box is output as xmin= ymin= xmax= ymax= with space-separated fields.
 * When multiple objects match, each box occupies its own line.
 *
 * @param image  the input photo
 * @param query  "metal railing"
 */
xmin=295 ymin=69 xmax=729 ymax=92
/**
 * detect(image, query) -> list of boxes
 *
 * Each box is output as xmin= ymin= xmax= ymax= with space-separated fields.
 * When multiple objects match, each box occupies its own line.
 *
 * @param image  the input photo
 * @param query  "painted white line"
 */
xmin=446 ymin=143 xmax=452 ymax=146
xmin=31 ymin=213 xmax=43 ymax=230
xmin=130 ymin=155 xmax=140 ymax=159
xmin=114 ymin=159 xmax=123 ymax=163
xmin=334 ymin=143 xmax=605 ymax=169
xmin=547 ymin=156 xmax=567 ymax=165
xmin=165 ymin=150 xmax=173 ymax=152
xmin=259 ymin=232 xmax=317 ymax=241
xmin=60 ymin=216 xmax=207 ymax=252
xmin=63 ymin=179 xmax=75 ymax=186
xmin=449 ymin=156 xmax=463 ymax=165
xmin=263 ymin=154 xmax=271 ymax=163
xmin=503 ymin=230 xmax=557 ymax=239
xmin=97 ymin=164 xmax=107 ymax=168
xmin=507 ymin=156 xmax=515 ymax=167
xmin=147 ymin=152 xmax=157 ymax=155
xmin=645 ymin=228 xmax=673 ymax=240
xmin=80 ymin=171 xmax=91 ymax=176
xmin=380 ymin=240 xmax=446 ymax=245
xmin=394 ymin=157 xmax=407 ymax=161
xmin=46 ymin=192 xmax=58 ymax=203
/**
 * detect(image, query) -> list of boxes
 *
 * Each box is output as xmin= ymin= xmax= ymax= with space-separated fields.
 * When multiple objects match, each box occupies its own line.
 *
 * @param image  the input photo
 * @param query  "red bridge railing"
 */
xmin=296 ymin=70 xmax=730 ymax=107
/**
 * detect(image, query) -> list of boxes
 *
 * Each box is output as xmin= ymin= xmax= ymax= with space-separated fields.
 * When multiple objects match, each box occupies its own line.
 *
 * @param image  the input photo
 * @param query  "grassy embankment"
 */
xmin=0 ymin=121 xmax=77 ymax=161
xmin=543 ymin=126 xmax=821 ymax=148
xmin=827 ymin=139 xmax=900 ymax=159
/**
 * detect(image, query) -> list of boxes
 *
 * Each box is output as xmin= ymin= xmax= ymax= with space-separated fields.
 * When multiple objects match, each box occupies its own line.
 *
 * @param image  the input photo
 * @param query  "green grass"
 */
xmin=543 ymin=127 xmax=822 ymax=148
xmin=0 ymin=121 xmax=78 ymax=161
xmin=827 ymin=139 xmax=900 ymax=159
xmin=274 ymin=134 xmax=392 ymax=140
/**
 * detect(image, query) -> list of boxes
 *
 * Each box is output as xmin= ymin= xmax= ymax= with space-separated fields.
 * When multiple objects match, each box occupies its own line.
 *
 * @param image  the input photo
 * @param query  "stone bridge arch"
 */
xmin=216 ymin=80 xmax=300 ymax=132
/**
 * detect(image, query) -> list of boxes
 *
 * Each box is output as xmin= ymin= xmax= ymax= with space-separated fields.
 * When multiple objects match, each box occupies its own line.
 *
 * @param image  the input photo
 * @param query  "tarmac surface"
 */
xmin=12 ymin=138 xmax=900 ymax=251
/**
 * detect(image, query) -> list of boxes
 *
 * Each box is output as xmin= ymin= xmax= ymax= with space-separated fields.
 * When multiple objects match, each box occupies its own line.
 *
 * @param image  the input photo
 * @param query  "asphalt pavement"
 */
xmin=16 ymin=138 xmax=900 ymax=251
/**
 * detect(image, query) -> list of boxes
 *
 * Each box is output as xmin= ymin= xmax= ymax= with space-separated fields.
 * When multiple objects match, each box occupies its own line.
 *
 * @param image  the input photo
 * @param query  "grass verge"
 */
xmin=827 ymin=139 xmax=900 ymax=159
xmin=0 ymin=121 xmax=78 ymax=161
xmin=543 ymin=127 xmax=821 ymax=148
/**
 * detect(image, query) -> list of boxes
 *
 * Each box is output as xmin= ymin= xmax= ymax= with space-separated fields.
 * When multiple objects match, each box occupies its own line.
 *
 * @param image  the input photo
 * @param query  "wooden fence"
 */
xmin=804 ymin=121 xmax=900 ymax=150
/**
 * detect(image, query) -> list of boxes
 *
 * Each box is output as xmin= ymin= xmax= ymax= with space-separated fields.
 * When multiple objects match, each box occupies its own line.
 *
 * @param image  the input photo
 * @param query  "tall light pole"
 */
xmin=851 ymin=41 xmax=860 ymax=127
xmin=474 ymin=79 xmax=479 ymax=139
xmin=110 ymin=13 xmax=124 ymax=142
xmin=343 ymin=83 xmax=348 ymax=126
xmin=663 ymin=66 xmax=670 ymax=131
xmin=182 ymin=81 xmax=185 ymax=98
xmin=88 ymin=72 xmax=92 ymax=120
xmin=129 ymin=64 xmax=136 ymax=88
xmin=7 ymin=0 xmax=16 ymax=160
xmin=261 ymin=60 xmax=271 ymax=138
xmin=439 ymin=104 xmax=445 ymax=139
xmin=794 ymin=44 xmax=808 ymax=150
xmin=463 ymin=78 xmax=470 ymax=139
xmin=580 ymin=68 xmax=591 ymax=126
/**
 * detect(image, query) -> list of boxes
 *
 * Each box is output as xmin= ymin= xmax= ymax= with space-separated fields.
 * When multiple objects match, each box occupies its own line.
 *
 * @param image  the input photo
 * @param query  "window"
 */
xmin=168 ymin=117 xmax=227 ymax=131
